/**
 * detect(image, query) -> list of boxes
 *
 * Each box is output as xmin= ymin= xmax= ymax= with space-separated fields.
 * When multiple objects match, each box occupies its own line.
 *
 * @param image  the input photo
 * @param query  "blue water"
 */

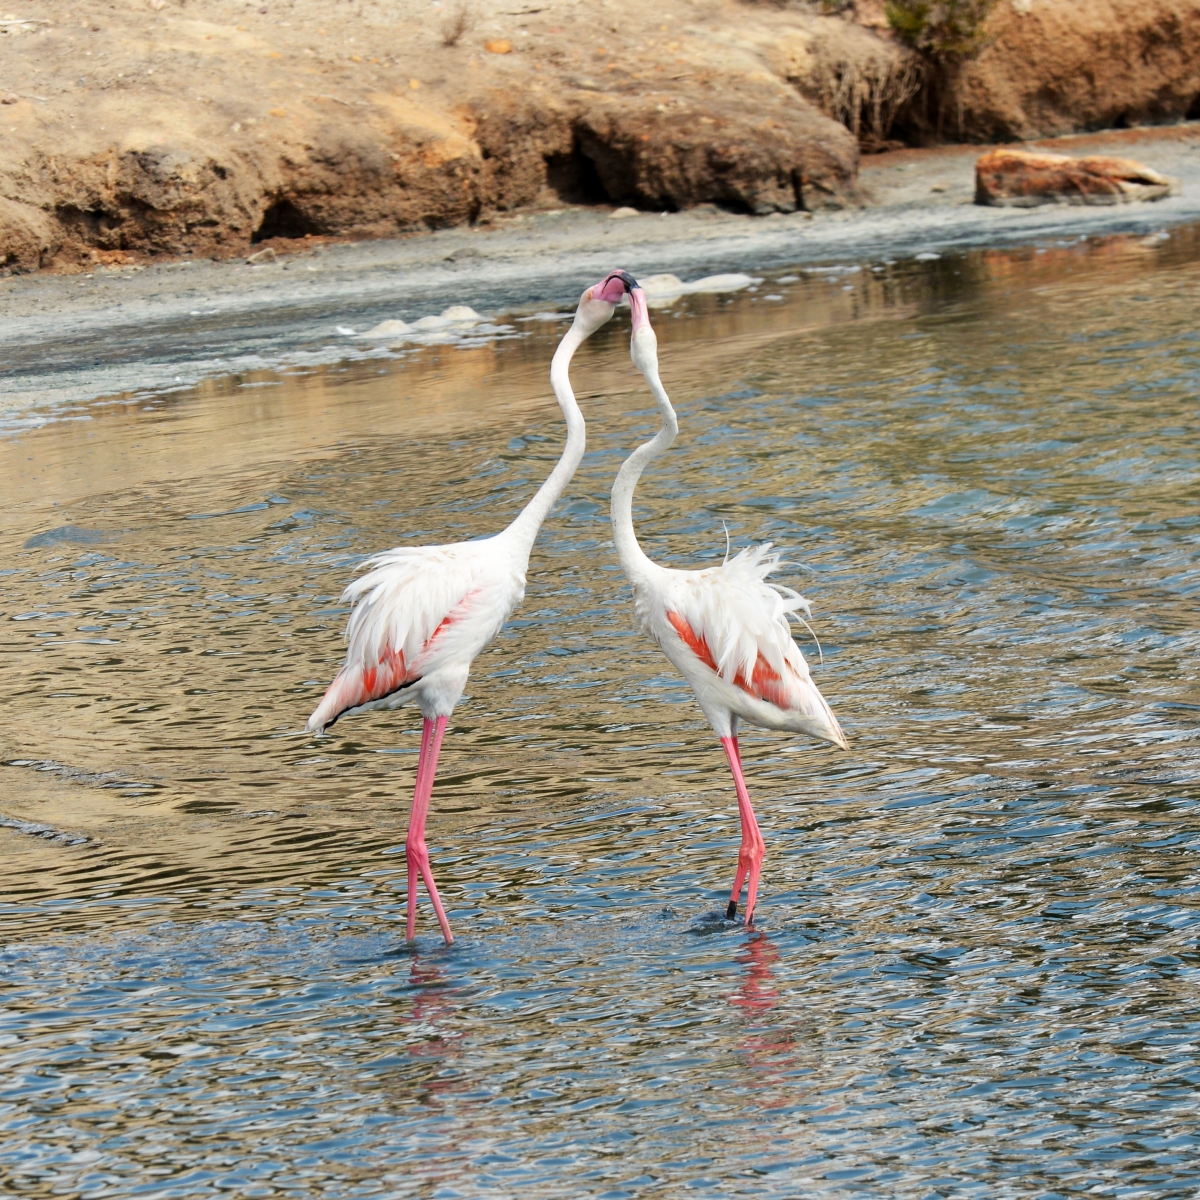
xmin=2 ymin=228 xmax=1200 ymax=1198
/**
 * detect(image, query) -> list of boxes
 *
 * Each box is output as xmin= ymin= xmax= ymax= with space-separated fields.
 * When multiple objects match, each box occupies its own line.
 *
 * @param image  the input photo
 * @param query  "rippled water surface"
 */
xmin=3 ymin=229 xmax=1200 ymax=1198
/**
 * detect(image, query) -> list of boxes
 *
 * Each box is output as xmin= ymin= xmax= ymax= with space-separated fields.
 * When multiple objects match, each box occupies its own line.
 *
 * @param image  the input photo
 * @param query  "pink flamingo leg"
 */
xmin=405 ymin=718 xmax=435 ymax=941
xmin=721 ymin=736 xmax=766 ymax=926
xmin=405 ymin=715 xmax=455 ymax=945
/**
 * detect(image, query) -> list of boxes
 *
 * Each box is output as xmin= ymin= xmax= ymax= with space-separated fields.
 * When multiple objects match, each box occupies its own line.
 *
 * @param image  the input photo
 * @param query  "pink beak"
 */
xmin=592 ymin=269 xmax=632 ymax=305
xmin=629 ymin=285 xmax=650 ymax=333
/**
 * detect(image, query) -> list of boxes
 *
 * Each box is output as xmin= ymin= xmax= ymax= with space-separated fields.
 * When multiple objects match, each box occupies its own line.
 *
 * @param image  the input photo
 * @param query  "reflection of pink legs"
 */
xmin=721 ymin=736 xmax=765 ymax=926
xmin=406 ymin=715 xmax=454 ymax=945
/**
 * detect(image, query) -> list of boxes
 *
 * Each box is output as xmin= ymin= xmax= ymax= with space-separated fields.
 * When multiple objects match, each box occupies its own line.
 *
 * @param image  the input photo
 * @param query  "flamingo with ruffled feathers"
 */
xmin=307 ymin=271 xmax=637 ymax=944
xmin=611 ymin=283 xmax=848 ymax=926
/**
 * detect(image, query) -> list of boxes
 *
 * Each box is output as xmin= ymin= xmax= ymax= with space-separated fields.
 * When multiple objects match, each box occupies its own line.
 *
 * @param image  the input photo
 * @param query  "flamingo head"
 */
xmin=577 ymin=269 xmax=640 ymax=334
xmin=598 ymin=269 xmax=651 ymax=335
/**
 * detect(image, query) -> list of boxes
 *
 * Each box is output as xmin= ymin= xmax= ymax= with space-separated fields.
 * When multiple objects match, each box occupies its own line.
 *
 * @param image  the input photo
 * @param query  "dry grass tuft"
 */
xmin=807 ymin=40 xmax=922 ymax=149
xmin=782 ymin=21 xmax=922 ymax=150
xmin=884 ymin=0 xmax=997 ymax=138
xmin=439 ymin=1 xmax=477 ymax=47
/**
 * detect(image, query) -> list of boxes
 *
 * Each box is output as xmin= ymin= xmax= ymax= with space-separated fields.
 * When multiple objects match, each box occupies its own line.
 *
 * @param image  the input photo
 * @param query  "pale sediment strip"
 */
xmin=1 ymin=130 xmax=1198 ymax=423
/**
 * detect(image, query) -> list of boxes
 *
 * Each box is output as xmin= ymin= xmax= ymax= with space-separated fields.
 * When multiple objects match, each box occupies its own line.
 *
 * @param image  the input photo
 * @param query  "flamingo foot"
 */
xmin=726 ymin=835 xmax=765 ymax=924
xmin=408 ymin=839 xmax=455 ymax=945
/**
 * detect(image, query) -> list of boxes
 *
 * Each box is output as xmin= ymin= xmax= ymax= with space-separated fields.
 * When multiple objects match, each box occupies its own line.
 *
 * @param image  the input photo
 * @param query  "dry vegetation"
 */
xmin=439 ymin=1 xmax=477 ymax=48
xmin=802 ymin=28 xmax=923 ymax=149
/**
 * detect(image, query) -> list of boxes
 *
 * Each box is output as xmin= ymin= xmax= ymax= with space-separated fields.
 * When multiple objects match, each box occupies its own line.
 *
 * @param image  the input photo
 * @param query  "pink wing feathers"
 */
xmin=658 ymin=543 xmax=845 ymax=742
xmin=666 ymin=610 xmax=808 ymax=710
xmin=307 ymin=545 xmax=481 ymax=732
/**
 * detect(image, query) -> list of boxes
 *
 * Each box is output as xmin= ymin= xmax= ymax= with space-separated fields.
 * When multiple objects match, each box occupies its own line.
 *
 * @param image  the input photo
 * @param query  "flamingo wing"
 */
xmin=657 ymin=544 xmax=845 ymax=742
xmin=307 ymin=544 xmax=483 ymax=731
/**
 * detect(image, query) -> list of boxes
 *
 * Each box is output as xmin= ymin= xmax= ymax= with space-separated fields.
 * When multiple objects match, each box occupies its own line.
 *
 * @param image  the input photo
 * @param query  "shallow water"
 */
xmin=3 ymin=228 xmax=1200 ymax=1198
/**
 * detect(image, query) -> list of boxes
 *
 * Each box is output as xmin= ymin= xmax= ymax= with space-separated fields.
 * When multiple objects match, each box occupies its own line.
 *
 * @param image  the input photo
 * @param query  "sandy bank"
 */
xmin=2 ymin=125 xmax=1198 ymax=420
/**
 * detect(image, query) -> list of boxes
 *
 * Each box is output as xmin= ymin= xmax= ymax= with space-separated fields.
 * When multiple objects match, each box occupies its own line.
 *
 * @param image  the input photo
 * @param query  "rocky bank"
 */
xmin=0 ymin=0 xmax=1197 ymax=273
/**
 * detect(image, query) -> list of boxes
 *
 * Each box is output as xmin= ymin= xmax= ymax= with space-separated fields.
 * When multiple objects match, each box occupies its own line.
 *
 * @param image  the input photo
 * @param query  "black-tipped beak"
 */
xmin=616 ymin=270 xmax=640 ymax=292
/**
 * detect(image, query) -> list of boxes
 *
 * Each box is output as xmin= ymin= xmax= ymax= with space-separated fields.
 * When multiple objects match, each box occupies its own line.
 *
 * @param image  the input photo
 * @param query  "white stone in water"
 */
xmin=639 ymin=273 xmax=686 ymax=298
xmin=439 ymin=305 xmax=483 ymax=323
xmin=638 ymin=272 xmax=758 ymax=307
xmin=361 ymin=319 xmax=413 ymax=338
xmin=412 ymin=306 xmax=483 ymax=331
xmin=686 ymin=273 xmax=755 ymax=293
xmin=361 ymin=307 xmax=481 ymax=338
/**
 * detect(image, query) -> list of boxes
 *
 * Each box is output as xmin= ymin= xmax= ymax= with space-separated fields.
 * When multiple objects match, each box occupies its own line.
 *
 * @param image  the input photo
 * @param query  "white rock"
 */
xmin=439 ymin=305 xmax=483 ymax=323
xmin=637 ymin=271 xmax=757 ymax=306
xmin=361 ymin=319 xmax=413 ymax=338
xmin=610 ymin=206 xmax=640 ymax=219
xmin=639 ymin=273 xmax=686 ymax=298
xmin=685 ymin=273 xmax=756 ymax=293
xmin=412 ymin=305 xmax=483 ymax=331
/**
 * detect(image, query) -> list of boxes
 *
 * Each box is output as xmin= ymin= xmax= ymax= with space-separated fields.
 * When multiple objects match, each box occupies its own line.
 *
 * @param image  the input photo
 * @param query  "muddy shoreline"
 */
xmin=2 ymin=125 xmax=1198 ymax=421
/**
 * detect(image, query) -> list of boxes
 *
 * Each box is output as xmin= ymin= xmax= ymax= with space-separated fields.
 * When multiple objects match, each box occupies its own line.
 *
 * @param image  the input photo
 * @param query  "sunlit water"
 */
xmin=2 ymin=229 xmax=1200 ymax=1198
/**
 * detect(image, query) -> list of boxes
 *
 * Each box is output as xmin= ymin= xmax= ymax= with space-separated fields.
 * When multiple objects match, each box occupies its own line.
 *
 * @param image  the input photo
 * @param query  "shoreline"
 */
xmin=2 ymin=125 xmax=1198 ymax=422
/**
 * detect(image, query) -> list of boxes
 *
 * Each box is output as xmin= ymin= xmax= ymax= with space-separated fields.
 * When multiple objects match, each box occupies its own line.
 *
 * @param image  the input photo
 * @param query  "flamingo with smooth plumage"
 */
xmin=610 ymin=282 xmax=848 ymax=927
xmin=307 ymin=271 xmax=635 ymax=945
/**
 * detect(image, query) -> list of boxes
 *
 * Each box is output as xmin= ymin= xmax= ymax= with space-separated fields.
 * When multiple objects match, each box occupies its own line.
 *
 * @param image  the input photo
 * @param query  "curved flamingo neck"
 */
xmin=502 ymin=317 xmax=589 ymax=551
xmin=610 ymin=324 xmax=678 ymax=582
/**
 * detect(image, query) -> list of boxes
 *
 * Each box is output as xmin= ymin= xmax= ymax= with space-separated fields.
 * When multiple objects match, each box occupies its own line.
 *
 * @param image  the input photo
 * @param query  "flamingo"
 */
xmin=610 ymin=282 xmax=848 ymax=927
xmin=307 ymin=270 xmax=637 ymax=945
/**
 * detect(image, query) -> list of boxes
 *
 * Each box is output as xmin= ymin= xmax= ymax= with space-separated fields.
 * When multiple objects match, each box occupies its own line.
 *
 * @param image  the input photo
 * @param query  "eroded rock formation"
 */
xmin=953 ymin=0 xmax=1200 ymax=143
xmin=0 ymin=0 xmax=862 ymax=272
xmin=0 ymin=0 xmax=1196 ymax=273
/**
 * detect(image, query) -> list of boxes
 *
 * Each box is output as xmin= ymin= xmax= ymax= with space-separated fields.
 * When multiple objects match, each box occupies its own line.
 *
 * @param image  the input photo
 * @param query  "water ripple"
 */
xmin=2 ymin=227 xmax=1200 ymax=1197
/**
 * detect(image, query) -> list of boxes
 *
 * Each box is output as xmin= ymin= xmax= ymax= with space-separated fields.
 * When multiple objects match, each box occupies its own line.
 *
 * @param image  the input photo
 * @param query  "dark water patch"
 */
xmin=23 ymin=524 xmax=120 ymax=548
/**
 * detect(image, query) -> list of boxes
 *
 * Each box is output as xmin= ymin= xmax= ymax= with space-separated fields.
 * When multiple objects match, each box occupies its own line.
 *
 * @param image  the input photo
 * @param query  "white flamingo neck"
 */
xmin=611 ymin=325 xmax=677 ymax=582
xmin=502 ymin=318 xmax=589 ymax=552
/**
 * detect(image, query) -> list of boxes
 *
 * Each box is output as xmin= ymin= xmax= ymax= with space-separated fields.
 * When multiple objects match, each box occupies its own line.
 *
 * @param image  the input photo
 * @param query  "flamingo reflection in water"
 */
xmin=730 ymin=934 xmax=803 ymax=1122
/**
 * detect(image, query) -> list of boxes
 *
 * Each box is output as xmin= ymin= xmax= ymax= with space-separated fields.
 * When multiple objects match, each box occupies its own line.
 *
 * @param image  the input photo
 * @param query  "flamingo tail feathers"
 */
xmin=306 ymin=647 xmax=418 ymax=733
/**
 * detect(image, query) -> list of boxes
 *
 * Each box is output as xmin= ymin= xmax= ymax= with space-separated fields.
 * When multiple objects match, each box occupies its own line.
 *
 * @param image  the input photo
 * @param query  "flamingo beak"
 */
xmin=628 ymin=285 xmax=650 ymax=333
xmin=591 ymin=269 xmax=635 ymax=305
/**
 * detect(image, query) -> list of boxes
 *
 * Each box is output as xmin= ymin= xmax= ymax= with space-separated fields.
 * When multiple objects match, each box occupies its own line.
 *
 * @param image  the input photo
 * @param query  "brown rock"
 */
xmin=0 ymin=196 xmax=53 ymax=271
xmin=484 ymin=39 xmax=512 ymax=54
xmin=570 ymin=95 xmax=857 ymax=213
xmin=950 ymin=0 xmax=1200 ymax=142
xmin=975 ymin=147 xmax=1177 ymax=207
